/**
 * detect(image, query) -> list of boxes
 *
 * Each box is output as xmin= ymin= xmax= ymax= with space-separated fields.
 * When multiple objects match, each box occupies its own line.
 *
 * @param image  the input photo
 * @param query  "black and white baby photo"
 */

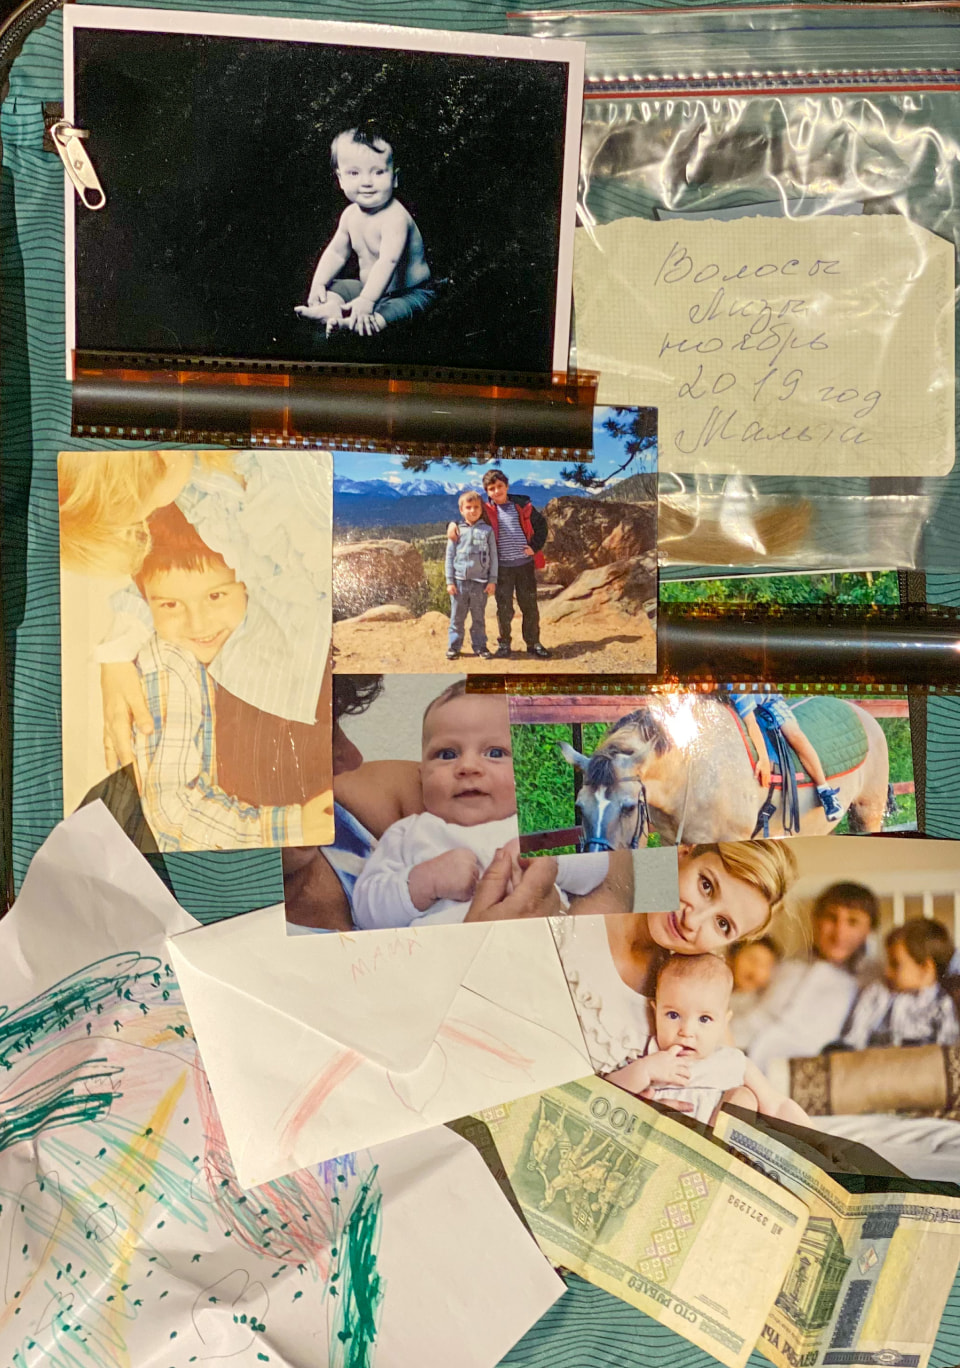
xmin=67 ymin=9 xmax=583 ymax=373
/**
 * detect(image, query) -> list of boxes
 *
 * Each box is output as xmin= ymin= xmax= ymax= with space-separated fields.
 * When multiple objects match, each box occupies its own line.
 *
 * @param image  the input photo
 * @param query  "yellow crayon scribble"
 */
xmin=96 ymin=1070 xmax=188 ymax=1358
xmin=112 ymin=1006 xmax=194 ymax=1050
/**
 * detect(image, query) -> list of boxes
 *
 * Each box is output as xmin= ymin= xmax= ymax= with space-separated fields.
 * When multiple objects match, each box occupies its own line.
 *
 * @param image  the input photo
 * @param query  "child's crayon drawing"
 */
xmin=0 ymin=951 xmax=383 ymax=1368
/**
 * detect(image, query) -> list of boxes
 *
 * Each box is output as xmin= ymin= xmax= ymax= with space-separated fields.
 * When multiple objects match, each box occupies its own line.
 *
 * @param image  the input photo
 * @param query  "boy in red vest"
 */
xmin=450 ymin=469 xmax=550 ymax=659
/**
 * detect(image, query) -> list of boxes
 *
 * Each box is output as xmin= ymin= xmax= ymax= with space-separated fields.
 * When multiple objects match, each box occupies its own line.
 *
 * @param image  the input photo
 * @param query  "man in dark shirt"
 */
xmin=477 ymin=470 xmax=550 ymax=660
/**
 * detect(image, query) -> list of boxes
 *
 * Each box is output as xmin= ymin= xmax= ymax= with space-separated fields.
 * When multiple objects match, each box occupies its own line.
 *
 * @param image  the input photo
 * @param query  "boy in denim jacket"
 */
xmin=444 ymin=491 xmax=498 ymax=660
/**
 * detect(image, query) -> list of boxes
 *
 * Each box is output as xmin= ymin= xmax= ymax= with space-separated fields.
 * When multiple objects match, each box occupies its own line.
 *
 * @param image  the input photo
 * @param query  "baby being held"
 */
xmin=608 ymin=952 xmax=809 ymax=1128
xmin=295 ymin=122 xmax=435 ymax=337
xmin=352 ymin=682 xmax=609 ymax=928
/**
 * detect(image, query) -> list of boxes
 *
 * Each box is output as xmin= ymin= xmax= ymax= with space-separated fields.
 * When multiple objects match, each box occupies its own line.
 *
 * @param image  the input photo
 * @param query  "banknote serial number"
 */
xmin=727 ymin=1194 xmax=784 ymax=1235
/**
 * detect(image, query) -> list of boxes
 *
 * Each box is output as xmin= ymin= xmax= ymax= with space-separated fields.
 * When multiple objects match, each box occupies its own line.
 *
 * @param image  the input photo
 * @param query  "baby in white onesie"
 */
xmin=607 ymin=952 xmax=808 ymax=1128
xmin=352 ymin=682 xmax=609 ymax=929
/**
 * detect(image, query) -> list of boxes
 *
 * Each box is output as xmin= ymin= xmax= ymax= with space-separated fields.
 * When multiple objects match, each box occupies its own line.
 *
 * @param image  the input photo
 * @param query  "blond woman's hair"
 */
xmin=686 ymin=839 xmax=798 ymax=940
xmin=58 ymin=451 xmax=237 ymax=577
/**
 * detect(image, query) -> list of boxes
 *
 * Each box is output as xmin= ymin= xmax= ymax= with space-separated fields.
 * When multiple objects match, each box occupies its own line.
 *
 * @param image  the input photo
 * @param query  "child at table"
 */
xmin=830 ymin=918 xmax=959 ymax=1051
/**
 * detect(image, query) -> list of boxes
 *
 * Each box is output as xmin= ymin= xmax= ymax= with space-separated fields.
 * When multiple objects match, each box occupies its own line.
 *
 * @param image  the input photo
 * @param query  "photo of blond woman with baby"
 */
xmin=555 ymin=835 xmax=960 ymax=1180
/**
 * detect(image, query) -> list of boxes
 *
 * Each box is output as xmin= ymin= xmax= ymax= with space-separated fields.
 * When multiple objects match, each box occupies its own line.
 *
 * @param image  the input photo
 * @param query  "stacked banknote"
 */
xmin=477 ymin=1076 xmax=809 ymax=1368
xmin=715 ymin=1112 xmax=960 ymax=1368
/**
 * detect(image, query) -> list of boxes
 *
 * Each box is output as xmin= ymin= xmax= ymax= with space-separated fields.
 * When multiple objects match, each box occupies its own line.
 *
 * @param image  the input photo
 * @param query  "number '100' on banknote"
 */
xmin=715 ymin=1113 xmax=960 ymax=1368
xmin=477 ymin=1077 xmax=808 ymax=1368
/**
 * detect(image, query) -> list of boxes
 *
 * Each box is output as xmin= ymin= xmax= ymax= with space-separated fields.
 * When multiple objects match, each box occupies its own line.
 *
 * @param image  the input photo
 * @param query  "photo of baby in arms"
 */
xmin=352 ymin=681 xmax=609 ymax=927
xmin=607 ymin=953 xmax=809 ymax=1128
xmin=296 ymin=122 xmax=436 ymax=338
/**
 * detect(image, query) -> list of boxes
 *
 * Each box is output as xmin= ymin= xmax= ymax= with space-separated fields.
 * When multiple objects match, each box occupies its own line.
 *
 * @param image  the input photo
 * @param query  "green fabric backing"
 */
xmin=3 ymin=6 xmax=960 ymax=1361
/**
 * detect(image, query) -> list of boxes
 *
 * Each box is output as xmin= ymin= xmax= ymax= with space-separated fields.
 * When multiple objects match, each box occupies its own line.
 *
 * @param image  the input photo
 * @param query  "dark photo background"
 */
xmin=73 ymin=28 xmax=571 ymax=371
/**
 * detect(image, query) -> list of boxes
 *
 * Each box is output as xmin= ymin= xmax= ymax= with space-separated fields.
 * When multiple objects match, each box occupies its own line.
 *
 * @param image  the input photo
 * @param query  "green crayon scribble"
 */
xmin=329 ymin=1168 xmax=383 ymax=1368
xmin=1 ymin=956 xmax=360 ymax=1368
xmin=0 ymin=1060 xmax=121 ymax=1155
xmin=0 ymin=954 xmax=162 ymax=1070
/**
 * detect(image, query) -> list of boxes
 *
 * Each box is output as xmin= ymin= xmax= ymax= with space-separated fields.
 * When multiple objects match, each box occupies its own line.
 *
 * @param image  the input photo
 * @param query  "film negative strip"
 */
xmin=71 ymin=359 xmax=603 ymax=457
xmin=657 ymin=602 xmax=960 ymax=688
xmin=467 ymin=603 xmax=960 ymax=692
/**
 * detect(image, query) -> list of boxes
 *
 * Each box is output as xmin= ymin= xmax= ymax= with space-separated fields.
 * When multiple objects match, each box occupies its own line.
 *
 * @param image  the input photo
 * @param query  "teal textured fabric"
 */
xmin=4 ymin=1 xmax=960 ymax=924
xmin=3 ymin=2 xmax=960 ymax=1365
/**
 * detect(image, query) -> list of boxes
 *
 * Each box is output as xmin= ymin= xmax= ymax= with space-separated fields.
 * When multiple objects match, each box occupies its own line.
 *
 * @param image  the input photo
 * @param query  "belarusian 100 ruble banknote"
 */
xmin=715 ymin=1111 xmax=960 ymax=1368
xmin=477 ymin=1077 xmax=809 ymax=1368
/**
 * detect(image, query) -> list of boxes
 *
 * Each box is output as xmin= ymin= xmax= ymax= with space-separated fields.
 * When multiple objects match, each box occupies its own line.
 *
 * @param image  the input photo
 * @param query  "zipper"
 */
xmin=511 ymin=4 xmax=960 ymax=96
xmin=0 ymin=0 xmax=63 ymax=915
xmin=0 ymin=0 xmax=63 ymax=78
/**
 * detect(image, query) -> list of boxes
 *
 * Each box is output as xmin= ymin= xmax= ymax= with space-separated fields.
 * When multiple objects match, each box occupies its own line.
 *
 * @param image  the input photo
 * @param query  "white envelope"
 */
xmin=169 ymin=909 xmax=592 ymax=1189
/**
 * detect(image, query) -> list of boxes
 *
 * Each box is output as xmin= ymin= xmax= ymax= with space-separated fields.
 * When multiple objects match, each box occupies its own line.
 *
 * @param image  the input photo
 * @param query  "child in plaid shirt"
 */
xmin=131 ymin=504 xmax=332 ymax=851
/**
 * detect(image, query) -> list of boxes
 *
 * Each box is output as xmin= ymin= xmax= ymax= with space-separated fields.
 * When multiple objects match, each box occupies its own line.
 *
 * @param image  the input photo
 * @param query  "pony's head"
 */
xmin=559 ymin=747 xmax=641 ymax=850
xmin=559 ymin=709 xmax=673 ymax=851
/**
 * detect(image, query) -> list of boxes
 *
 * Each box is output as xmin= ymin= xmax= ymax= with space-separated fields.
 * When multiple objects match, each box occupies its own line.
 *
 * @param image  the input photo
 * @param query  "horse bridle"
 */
xmin=579 ymin=777 xmax=650 ymax=852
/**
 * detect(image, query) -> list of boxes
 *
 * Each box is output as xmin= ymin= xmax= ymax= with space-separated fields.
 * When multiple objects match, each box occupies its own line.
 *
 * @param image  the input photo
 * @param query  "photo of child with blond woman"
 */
xmin=606 ymin=952 xmax=809 ymax=1128
xmin=58 ymin=449 xmax=334 ymax=850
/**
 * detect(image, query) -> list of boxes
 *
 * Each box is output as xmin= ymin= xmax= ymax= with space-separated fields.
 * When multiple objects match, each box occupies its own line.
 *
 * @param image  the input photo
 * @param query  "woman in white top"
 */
xmin=736 ymin=881 xmax=881 ymax=1074
xmin=554 ymin=840 xmax=798 ymax=1079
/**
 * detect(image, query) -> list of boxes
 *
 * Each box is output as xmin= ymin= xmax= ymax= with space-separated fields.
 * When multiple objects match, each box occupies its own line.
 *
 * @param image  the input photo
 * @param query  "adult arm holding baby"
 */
xmin=724 ymin=1062 xmax=810 ymax=1126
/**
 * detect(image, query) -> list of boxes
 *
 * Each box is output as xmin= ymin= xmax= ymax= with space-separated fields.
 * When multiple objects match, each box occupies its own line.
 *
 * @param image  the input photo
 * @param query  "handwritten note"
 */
xmin=574 ymin=216 xmax=955 ymax=477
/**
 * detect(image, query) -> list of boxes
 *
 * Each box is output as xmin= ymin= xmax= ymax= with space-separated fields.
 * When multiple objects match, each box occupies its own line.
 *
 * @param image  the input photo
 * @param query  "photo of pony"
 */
xmin=509 ymin=689 xmax=914 ymax=855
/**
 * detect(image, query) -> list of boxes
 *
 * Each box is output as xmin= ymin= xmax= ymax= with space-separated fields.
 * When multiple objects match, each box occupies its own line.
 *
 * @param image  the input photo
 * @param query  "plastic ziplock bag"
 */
xmin=512 ymin=5 xmax=960 ymax=572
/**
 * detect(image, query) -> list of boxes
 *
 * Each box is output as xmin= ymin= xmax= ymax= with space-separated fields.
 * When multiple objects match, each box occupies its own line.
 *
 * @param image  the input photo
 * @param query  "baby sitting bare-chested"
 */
xmin=295 ymin=123 xmax=435 ymax=337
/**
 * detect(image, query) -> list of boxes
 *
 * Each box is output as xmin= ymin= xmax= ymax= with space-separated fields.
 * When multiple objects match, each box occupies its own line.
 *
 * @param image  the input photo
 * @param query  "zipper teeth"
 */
xmin=585 ymin=66 xmax=960 ymax=95
xmin=0 ymin=0 xmax=61 ymax=69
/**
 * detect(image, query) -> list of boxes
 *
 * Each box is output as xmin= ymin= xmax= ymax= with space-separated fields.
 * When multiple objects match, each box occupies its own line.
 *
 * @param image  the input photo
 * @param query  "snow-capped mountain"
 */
xmin=332 ymin=472 xmax=592 ymax=529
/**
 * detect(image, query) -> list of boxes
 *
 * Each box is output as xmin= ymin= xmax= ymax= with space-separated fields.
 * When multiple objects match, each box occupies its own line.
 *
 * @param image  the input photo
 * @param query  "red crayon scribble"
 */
xmin=278 ymin=1049 xmax=364 ymax=1153
xmin=437 ymin=1021 xmax=535 ymax=1072
xmin=196 ymin=1060 xmax=337 ymax=1272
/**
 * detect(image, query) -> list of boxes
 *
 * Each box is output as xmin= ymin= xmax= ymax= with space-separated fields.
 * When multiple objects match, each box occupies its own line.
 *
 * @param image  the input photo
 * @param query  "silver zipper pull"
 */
xmin=51 ymin=121 xmax=105 ymax=210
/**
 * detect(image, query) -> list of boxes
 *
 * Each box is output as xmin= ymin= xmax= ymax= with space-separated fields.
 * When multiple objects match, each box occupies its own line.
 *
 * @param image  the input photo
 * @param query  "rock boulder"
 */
xmin=333 ymin=539 xmax=424 ymax=620
xmin=540 ymin=495 xmax=657 ymax=587
xmin=540 ymin=553 xmax=658 ymax=624
xmin=353 ymin=604 xmax=415 ymax=624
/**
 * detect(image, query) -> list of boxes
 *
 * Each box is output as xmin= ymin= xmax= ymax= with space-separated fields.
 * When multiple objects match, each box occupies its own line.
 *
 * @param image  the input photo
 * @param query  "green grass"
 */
xmin=512 ymin=725 xmax=577 ymax=837
xmin=659 ymin=571 xmax=900 ymax=606
xmin=410 ymin=559 xmax=455 ymax=617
